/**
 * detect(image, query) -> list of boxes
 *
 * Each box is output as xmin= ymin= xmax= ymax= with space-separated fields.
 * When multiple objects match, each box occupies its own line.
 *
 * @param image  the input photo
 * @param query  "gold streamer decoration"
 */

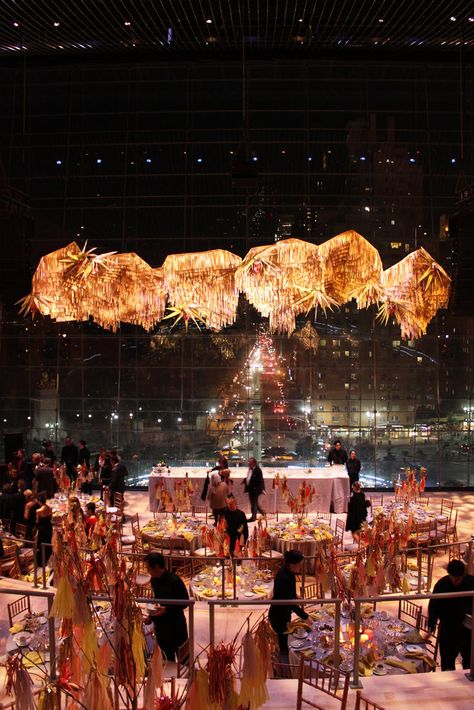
xmin=235 ymin=238 xmax=325 ymax=335
xmin=379 ymin=247 xmax=451 ymax=340
xmin=19 ymin=233 xmax=450 ymax=340
xmin=320 ymin=230 xmax=383 ymax=304
xmin=162 ymin=248 xmax=242 ymax=331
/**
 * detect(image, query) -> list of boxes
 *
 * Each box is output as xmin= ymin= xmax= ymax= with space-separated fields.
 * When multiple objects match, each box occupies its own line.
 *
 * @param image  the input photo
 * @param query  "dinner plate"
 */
xmin=376 ymin=611 xmax=390 ymax=621
xmin=406 ymin=644 xmax=423 ymax=653
xmin=288 ymin=639 xmax=306 ymax=649
xmin=244 ymin=592 xmax=255 ymax=598
xmin=293 ymin=629 xmax=309 ymax=640
xmin=14 ymin=633 xmax=32 ymax=648
xmin=373 ymin=664 xmax=388 ymax=676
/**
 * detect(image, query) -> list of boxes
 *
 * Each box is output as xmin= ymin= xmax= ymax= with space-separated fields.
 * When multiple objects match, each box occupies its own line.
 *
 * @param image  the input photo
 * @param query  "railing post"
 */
xmin=47 ymin=595 xmax=56 ymax=682
xmin=188 ymin=599 xmax=195 ymax=669
xmin=466 ymin=593 xmax=474 ymax=682
xmin=33 ymin=549 xmax=39 ymax=589
xmin=334 ymin=599 xmax=341 ymax=666
xmin=417 ymin=548 xmax=422 ymax=593
xmin=209 ymin=602 xmax=215 ymax=646
xmin=42 ymin=543 xmax=47 ymax=589
xmin=232 ymin=558 xmax=237 ymax=600
xmin=351 ymin=599 xmax=363 ymax=689
xmin=221 ymin=559 xmax=226 ymax=601
xmin=467 ymin=539 xmax=474 ymax=576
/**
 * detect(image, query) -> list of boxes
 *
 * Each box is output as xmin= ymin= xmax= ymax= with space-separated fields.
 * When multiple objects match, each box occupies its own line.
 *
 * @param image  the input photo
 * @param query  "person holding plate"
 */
xmin=269 ymin=549 xmax=309 ymax=661
xmin=144 ymin=552 xmax=189 ymax=663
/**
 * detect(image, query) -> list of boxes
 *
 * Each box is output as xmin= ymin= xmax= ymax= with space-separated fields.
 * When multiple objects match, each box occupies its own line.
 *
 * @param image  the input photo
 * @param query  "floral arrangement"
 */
xmin=395 ymin=466 xmax=428 ymax=502
xmin=174 ymin=474 xmax=194 ymax=511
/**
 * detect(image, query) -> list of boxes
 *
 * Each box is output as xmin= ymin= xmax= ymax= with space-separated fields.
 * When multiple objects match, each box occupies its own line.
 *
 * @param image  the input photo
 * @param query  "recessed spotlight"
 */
xmin=196 ymin=157 xmax=203 ymax=163
xmin=13 ymin=22 xmax=19 ymax=28
xmin=53 ymin=22 xmax=60 ymax=27
xmin=124 ymin=21 xmax=131 ymax=26
xmin=146 ymin=158 xmax=152 ymax=163
xmin=450 ymin=16 xmax=456 ymax=22
xmin=96 ymin=158 xmax=102 ymax=164
xmin=206 ymin=19 xmax=212 ymax=24
xmin=56 ymin=159 xmax=62 ymax=165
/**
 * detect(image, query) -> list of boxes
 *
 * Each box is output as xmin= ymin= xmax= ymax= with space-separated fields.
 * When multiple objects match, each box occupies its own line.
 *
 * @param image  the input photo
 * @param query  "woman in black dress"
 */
xmin=35 ymin=494 xmax=53 ymax=567
xmin=345 ymin=481 xmax=371 ymax=544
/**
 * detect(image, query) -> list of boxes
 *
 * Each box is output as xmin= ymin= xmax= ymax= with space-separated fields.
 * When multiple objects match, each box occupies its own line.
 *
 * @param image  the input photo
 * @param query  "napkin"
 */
xmin=385 ymin=656 xmax=418 ymax=673
xmin=22 ymin=651 xmax=45 ymax=668
xmin=405 ymin=651 xmax=436 ymax=669
xmin=252 ymin=586 xmax=267 ymax=594
xmin=286 ymin=620 xmax=312 ymax=634
xmin=358 ymin=662 xmax=374 ymax=677
xmin=183 ymin=532 xmax=195 ymax=542
xmin=405 ymin=629 xmax=424 ymax=644
xmin=9 ymin=623 xmax=25 ymax=634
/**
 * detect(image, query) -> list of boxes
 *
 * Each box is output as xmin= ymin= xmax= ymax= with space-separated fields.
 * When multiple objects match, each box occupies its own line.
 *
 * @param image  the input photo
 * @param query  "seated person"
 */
xmin=84 ymin=502 xmax=97 ymax=537
xmin=224 ymin=497 xmax=248 ymax=555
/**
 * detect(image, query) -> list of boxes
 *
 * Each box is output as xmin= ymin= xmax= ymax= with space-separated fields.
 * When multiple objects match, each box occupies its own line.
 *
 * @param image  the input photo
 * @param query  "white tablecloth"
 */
xmin=148 ymin=466 xmax=349 ymax=514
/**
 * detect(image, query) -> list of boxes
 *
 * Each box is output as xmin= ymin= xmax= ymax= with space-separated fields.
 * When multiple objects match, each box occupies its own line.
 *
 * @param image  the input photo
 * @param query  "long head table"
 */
xmin=148 ymin=466 xmax=349 ymax=514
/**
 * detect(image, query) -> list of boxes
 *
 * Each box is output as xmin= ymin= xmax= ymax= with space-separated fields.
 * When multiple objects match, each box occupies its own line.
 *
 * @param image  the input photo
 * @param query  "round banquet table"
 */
xmin=267 ymin=517 xmax=334 ymax=557
xmin=190 ymin=562 xmax=273 ymax=600
xmin=141 ymin=516 xmax=204 ymax=553
xmin=148 ymin=466 xmax=349 ymax=514
xmin=375 ymin=501 xmax=449 ymax=530
xmin=47 ymin=492 xmax=105 ymax=523
xmin=288 ymin=605 xmax=431 ymax=678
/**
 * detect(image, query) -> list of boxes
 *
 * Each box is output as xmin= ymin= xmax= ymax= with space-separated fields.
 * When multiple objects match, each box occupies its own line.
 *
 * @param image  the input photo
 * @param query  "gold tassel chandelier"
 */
xmin=18 ymin=231 xmax=450 ymax=339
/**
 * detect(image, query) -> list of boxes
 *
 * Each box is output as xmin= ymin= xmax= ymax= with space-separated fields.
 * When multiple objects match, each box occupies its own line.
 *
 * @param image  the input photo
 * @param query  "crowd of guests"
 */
xmin=0 ymin=438 xmax=129 ymax=565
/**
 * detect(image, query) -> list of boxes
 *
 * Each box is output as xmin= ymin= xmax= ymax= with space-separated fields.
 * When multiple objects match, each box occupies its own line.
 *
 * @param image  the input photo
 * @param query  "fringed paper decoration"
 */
xmin=50 ymin=575 xmax=76 ymax=619
xmin=206 ymin=641 xmax=239 ymax=709
xmin=238 ymin=631 xmax=269 ymax=709
xmin=143 ymin=642 xmax=164 ymax=708
xmin=320 ymin=230 xmax=383 ymax=305
xmin=19 ymin=233 xmax=450 ymax=338
xmin=82 ymin=669 xmax=114 ymax=710
xmin=379 ymin=247 xmax=450 ymax=339
xmin=236 ymin=238 xmax=324 ymax=335
xmin=163 ymin=249 xmax=242 ymax=331
xmin=5 ymin=656 xmax=36 ymax=710
xmin=185 ymin=667 xmax=211 ymax=710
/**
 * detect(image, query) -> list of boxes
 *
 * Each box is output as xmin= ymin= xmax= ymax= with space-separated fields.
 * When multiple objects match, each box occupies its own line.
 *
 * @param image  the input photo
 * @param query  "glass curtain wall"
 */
xmin=0 ymin=59 xmax=473 ymax=487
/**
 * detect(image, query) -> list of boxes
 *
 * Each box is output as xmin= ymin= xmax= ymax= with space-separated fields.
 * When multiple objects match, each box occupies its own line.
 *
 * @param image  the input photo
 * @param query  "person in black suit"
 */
xmin=346 ymin=449 xmax=361 ymax=487
xmin=34 ymin=458 xmax=57 ymax=500
xmin=61 ymin=437 xmax=79 ymax=482
xmin=242 ymin=457 xmax=266 ymax=522
xmin=224 ymin=497 xmax=249 ymax=555
xmin=269 ymin=550 xmax=309 ymax=660
xmin=327 ymin=439 xmax=348 ymax=466
xmin=109 ymin=455 xmax=128 ymax=501
xmin=345 ymin=481 xmax=371 ymax=544
xmin=145 ymin=552 xmax=189 ymax=662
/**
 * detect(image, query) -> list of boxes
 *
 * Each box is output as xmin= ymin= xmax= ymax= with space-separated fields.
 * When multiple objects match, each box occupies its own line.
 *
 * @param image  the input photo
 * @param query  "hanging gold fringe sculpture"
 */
xmin=236 ymin=238 xmax=329 ymax=335
xmin=319 ymin=230 xmax=383 ymax=305
xmin=18 ymin=233 xmax=450 ymax=340
xmin=379 ymin=247 xmax=451 ymax=339
xmin=162 ymin=249 xmax=242 ymax=331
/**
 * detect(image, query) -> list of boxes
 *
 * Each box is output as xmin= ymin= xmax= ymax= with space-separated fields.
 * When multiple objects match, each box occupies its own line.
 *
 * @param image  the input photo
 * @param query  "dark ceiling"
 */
xmin=0 ymin=0 xmax=474 ymax=59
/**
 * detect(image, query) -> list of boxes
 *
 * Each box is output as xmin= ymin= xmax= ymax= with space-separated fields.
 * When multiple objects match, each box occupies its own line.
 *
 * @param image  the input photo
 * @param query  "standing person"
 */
xmin=206 ymin=473 xmax=229 ymax=525
xmin=269 ymin=550 xmax=309 ymax=661
xmin=224 ymin=497 xmax=248 ymax=555
xmin=36 ymin=494 xmax=53 ymax=567
xmin=34 ymin=458 xmax=57 ymax=500
xmin=109 ymin=455 xmax=128 ymax=502
xmin=78 ymin=440 xmax=90 ymax=470
xmin=345 ymin=481 xmax=371 ymax=544
xmin=208 ymin=455 xmax=230 ymax=483
xmin=99 ymin=454 xmax=112 ymax=502
xmin=327 ymin=439 xmax=348 ymax=466
xmin=42 ymin=441 xmax=56 ymax=463
xmin=428 ymin=559 xmax=474 ymax=671
xmin=144 ymin=553 xmax=189 ymax=662
xmin=242 ymin=457 xmax=266 ymax=522
xmin=78 ymin=440 xmax=92 ymax=494
xmin=346 ymin=450 xmax=361 ymax=487
xmin=61 ymin=437 xmax=79 ymax=483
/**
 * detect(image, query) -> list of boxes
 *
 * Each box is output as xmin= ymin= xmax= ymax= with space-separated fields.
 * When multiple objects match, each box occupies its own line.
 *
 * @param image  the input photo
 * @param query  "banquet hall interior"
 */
xmin=0 ymin=1 xmax=474 ymax=708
